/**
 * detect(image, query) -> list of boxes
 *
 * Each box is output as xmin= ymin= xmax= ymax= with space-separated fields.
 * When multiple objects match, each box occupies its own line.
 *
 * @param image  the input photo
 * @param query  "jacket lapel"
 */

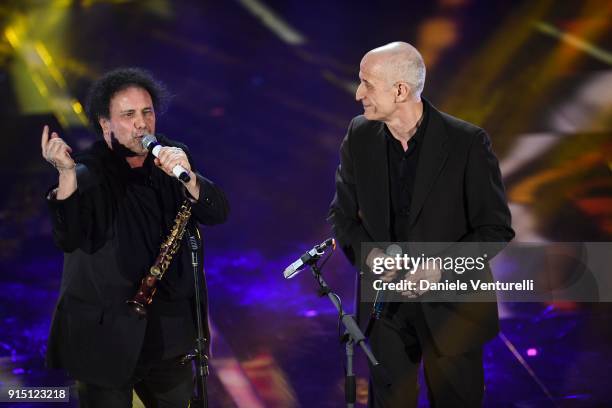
xmin=408 ymin=103 xmax=450 ymax=227
xmin=363 ymin=123 xmax=390 ymax=241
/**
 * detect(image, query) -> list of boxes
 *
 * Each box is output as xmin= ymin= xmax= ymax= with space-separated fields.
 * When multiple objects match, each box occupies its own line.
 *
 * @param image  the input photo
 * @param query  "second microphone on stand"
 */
xmin=283 ymin=238 xmax=336 ymax=279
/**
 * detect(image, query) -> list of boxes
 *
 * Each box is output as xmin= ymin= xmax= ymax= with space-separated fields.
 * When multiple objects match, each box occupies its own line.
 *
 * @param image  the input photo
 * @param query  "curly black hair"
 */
xmin=85 ymin=67 xmax=170 ymax=136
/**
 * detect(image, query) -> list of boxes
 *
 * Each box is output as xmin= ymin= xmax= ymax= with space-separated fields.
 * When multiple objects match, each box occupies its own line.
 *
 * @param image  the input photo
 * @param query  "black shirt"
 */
xmin=47 ymin=138 xmax=229 ymax=367
xmin=385 ymin=102 xmax=429 ymax=242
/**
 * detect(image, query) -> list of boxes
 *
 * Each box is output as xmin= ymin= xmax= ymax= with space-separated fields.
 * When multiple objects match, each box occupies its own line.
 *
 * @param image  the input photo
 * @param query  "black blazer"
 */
xmin=328 ymin=100 xmax=514 ymax=355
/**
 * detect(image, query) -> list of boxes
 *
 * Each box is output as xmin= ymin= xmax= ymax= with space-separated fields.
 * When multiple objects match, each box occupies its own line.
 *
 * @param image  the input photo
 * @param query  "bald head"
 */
xmin=362 ymin=42 xmax=426 ymax=98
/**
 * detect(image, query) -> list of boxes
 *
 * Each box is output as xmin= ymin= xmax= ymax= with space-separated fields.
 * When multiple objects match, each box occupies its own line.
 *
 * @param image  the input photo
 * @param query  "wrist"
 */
xmin=58 ymin=166 xmax=77 ymax=179
xmin=54 ymin=161 xmax=76 ymax=172
xmin=56 ymin=169 xmax=77 ymax=200
xmin=185 ymin=172 xmax=200 ymax=200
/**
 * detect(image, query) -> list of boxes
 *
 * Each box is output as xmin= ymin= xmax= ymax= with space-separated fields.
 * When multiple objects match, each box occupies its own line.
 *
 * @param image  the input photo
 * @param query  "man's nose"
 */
xmin=134 ymin=113 xmax=146 ymax=129
xmin=355 ymin=83 xmax=364 ymax=101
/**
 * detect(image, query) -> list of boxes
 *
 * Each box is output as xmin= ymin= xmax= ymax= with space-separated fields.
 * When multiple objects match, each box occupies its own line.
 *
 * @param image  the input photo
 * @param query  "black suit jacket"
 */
xmin=328 ymin=100 xmax=514 ymax=355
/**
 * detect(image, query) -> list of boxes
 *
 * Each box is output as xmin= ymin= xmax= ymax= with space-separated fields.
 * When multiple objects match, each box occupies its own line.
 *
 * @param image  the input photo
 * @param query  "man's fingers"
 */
xmin=62 ymin=147 xmax=73 ymax=159
xmin=41 ymin=125 xmax=49 ymax=151
xmin=381 ymin=269 xmax=398 ymax=282
xmin=43 ymin=130 xmax=62 ymax=157
xmin=46 ymin=138 xmax=68 ymax=154
xmin=157 ymin=147 xmax=175 ymax=161
xmin=46 ymin=141 xmax=63 ymax=160
xmin=157 ymin=147 xmax=191 ymax=176
xmin=158 ymin=147 xmax=186 ymax=162
xmin=168 ymin=160 xmax=188 ymax=172
xmin=43 ymin=134 xmax=75 ymax=168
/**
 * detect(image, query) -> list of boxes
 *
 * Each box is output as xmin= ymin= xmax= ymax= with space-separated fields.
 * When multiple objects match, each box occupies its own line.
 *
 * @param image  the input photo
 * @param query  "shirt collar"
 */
xmin=384 ymin=100 xmax=429 ymax=147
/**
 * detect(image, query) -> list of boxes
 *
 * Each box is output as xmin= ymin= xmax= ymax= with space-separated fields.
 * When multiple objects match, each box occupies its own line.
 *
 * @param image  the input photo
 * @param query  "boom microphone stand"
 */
xmin=287 ymin=239 xmax=390 ymax=407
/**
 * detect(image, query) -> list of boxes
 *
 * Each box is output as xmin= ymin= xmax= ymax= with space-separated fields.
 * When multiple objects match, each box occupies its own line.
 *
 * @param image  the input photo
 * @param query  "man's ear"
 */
xmin=395 ymin=82 xmax=411 ymax=102
xmin=99 ymin=117 xmax=112 ymax=145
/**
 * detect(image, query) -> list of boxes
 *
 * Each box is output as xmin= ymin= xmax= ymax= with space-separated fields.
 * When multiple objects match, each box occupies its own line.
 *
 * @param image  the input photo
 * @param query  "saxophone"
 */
xmin=127 ymin=200 xmax=192 ymax=318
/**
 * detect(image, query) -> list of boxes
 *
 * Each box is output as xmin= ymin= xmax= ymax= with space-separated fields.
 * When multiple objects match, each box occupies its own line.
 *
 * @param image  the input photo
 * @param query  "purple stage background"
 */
xmin=0 ymin=1 xmax=611 ymax=406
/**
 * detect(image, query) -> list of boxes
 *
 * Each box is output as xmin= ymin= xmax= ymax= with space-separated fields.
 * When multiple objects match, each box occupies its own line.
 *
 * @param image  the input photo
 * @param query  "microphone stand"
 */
xmin=184 ymin=227 xmax=209 ymax=408
xmin=309 ymin=258 xmax=390 ymax=408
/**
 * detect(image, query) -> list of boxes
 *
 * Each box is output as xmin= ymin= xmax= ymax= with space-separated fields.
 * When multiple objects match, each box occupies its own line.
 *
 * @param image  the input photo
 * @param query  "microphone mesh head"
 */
xmin=142 ymin=134 xmax=157 ymax=150
xmin=386 ymin=244 xmax=402 ymax=256
xmin=283 ymin=267 xmax=295 ymax=279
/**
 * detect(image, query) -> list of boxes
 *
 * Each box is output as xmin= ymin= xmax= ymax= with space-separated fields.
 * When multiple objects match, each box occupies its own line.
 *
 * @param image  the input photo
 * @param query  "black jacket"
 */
xmin=45 ymin=136 xmax=229 ymax=387
xmin=328 ymin=100 xmax=514 ymax=355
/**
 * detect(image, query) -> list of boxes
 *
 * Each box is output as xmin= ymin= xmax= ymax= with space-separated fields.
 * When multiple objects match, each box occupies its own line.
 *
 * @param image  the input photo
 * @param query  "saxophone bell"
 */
xmin=126 ymin=299 xmax=148 ymax=319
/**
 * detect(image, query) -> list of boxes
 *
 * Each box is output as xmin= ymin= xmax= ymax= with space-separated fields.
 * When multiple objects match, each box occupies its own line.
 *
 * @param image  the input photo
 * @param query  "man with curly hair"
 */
xmin=41 ymin=67 xmax=229 ymax=407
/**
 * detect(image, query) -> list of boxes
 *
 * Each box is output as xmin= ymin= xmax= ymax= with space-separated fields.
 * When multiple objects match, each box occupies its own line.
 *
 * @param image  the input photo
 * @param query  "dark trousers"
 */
xmin=76 ymin=356 xmax=193 ymax=408
xmin=368 ymin=303 xmax=484 ymax=408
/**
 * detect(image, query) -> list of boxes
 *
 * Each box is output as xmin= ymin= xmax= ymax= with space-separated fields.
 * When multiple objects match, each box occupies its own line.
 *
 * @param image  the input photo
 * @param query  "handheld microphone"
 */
xmin=142 ymin=134 xmax=191 ymax=183
xmin=283 ymin=238 xmax=336 ymax=279
xmin=372 ymin=244 xmax=403 ymax=318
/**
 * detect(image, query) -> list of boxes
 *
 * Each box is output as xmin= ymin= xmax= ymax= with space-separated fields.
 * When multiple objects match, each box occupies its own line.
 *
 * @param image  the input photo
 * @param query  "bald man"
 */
xmin=328 ymin=42 xmax=514 ymax=407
